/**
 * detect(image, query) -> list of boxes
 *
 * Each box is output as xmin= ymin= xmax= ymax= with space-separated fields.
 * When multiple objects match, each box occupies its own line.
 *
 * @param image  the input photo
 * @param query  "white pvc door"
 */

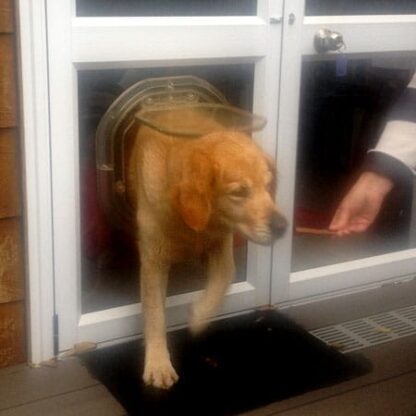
xmin=273 ymin=0 xmax=416 ymax=305
xmin=47 ymin=0 xmax=284 ymax=351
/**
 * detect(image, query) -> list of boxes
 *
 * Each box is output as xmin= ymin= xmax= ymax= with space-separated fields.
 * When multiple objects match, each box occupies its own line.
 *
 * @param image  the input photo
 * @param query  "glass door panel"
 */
xmin=76 ymin=0 xmax=257 ymax=17
xmin=305 ymin=0 xmax=416 ymax=16
xmin=79 ymin=64 xmax=254 ymax=313
xmin=292 ymin=55 xmax=416 ymax=272
xmin=272 ymin=0 xmax=416 ymax=304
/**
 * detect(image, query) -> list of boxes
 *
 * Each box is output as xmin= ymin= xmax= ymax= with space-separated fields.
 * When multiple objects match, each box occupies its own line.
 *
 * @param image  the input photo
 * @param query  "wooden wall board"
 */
xmin=0 ymin=0 xmax=14 ymax=34
xmin=0 ymin=128 xmax=20 ymax=218
xmin=0 ymin=0 xmax=25 ymax=369
xmin=0 ymin=218 xmax=24 ymax=304
xmin=0 ymin=34 xmax=17 ymax=128
xmin=0 ymin=301 xmax=26 ymax=368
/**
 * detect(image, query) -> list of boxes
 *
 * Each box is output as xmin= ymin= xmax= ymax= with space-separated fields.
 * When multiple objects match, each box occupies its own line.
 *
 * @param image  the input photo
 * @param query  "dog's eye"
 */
xmin=227 ymin=183 xmax=251 ymax=199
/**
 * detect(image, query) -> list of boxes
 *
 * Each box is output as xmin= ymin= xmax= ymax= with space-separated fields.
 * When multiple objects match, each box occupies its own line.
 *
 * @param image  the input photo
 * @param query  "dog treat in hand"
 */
xmin=295 ymin=227 xmax=335 ymax=236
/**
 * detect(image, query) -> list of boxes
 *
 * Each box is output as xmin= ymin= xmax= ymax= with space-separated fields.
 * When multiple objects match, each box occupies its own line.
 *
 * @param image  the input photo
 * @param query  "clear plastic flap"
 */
xmin=95 ymin=75 xmax=266 ymax=231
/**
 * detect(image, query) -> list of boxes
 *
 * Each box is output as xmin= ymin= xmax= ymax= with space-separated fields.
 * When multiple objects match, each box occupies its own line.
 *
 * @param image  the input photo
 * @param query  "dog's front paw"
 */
xmin=143 ymin=357 xmax=179 ymax=389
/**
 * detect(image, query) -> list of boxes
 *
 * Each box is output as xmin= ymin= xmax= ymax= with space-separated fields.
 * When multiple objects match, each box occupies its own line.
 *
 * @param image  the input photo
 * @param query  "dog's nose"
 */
xmin=270 ymin=212 xmax=288 ymax=238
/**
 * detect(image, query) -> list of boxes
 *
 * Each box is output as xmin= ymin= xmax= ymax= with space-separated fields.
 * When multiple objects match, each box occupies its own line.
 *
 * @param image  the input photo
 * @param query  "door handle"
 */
xmin=314 ymin=28 xmax=345 ymax=53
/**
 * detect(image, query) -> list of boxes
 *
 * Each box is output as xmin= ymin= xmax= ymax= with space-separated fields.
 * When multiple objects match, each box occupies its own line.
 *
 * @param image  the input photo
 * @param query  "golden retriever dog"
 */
xmin=128 ymin=108 xmax=287 ymax=389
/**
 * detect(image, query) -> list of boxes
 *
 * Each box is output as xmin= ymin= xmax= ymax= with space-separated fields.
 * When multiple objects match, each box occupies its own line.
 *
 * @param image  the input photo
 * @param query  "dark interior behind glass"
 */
xmin=77 ymin=0 xmax=257 ymax=17
xmin=306 ymin=0 xmax=416 ymax=16
xmin=292 ymin=57 xmax=415 ymax=272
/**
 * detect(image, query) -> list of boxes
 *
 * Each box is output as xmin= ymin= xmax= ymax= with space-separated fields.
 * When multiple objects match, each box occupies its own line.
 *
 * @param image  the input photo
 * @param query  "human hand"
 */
xmin=329 ymin=171 xmax=394 ymax=236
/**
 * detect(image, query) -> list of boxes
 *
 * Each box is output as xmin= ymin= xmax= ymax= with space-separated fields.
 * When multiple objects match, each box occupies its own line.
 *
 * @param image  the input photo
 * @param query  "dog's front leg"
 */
xmin=190 ymin=234 xmax=235 ymax=334
xmin=141 ymin=258 xmax=178 ymax=389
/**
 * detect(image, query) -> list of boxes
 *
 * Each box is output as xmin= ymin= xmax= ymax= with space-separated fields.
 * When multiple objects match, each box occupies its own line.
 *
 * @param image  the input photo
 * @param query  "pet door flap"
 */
xmin=95 ymin=76 xmax=266 ymax=231
xmin=135 ymin=103 xmax=266 ymax=138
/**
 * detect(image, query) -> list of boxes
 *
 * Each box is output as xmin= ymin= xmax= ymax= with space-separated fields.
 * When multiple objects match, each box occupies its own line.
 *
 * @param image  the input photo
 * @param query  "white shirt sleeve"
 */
xmin=369 ymin=72 xmax=416 ymax=172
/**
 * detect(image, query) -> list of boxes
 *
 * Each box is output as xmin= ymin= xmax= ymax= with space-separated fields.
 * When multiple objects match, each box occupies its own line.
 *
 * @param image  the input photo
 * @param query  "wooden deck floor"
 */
xmin=1 ymin=280 xmax=416 ymax=416
xmin=0 ymin=333 xmax=415 ymax=416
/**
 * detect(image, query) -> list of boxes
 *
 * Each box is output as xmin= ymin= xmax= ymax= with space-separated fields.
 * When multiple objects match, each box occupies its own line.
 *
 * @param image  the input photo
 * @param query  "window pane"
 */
xmin=292 ymin=55 xmax=416 ymax=272
xmin=306 ymin=0 xmax=416 ymax=16
xmin=79 ymin=64 xmax=254 ymax=312
xmin=77 ymin=0 xmax=257 ymax=17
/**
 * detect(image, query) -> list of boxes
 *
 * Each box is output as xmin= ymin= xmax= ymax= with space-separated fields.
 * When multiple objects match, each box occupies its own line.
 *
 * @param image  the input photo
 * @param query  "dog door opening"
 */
xmin=79 ymin=65 xmax=255 ymax=313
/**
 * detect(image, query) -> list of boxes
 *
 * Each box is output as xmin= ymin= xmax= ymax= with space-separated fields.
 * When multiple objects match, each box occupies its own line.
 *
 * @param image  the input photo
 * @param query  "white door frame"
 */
xmin=273 ymin=0 xmax=416 ymax=305
xmin=20 ymin=0 xmax=286 ymax=360
xmin=18 ymin=0 xmax=55 ymax=364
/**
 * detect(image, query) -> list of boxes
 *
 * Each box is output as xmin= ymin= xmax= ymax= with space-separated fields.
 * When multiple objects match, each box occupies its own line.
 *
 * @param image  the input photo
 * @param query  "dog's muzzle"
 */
xmin=270 ymin=212 xmax=288 ymax=239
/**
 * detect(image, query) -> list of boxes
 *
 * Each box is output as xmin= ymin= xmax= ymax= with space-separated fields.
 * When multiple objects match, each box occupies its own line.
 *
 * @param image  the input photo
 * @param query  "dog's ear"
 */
xmin=173 ymin=152 xmax=214 ymax=232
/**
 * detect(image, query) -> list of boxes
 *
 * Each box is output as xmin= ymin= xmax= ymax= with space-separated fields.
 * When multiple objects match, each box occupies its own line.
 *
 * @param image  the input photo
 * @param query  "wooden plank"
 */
xmin=0 ymin=358 xmax=103 ymax=411
xmin=0 ymin=218 xmax=24 ymax=303
xmin=0 ymin=129 xmax=21 ymax=218
xmin=0 ymin=302 xmax=25 ymax=368
xmin=272 ymin=371 xmax=416 ymax=416
xmin=241 ymin=335 xmax=416 ymax=416
xmin=0 ymin=385 xmax=126 ymax=416
xmin=0 ymin=0 xmax=14 ymax=33
xmin=0 ymin=35 xmax=17 ymax=127
xmin=0 ymin=363 xmax=27 ymax=377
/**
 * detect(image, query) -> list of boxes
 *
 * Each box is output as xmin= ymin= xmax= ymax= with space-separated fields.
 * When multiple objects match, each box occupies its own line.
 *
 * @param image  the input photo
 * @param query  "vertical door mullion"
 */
xmin=252 ymin=0 xmax=285 ymax=305
xmin=272 ymin=0 xmax=305 ymax=304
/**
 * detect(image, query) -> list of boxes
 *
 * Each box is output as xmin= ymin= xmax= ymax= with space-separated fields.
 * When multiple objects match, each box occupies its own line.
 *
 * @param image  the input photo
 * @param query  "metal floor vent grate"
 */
xmin=310 ymin=305 xmax=416 ymax=353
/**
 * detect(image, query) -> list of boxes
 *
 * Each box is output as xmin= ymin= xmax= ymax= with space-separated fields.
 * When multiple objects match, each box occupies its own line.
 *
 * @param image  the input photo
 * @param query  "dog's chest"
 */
xmin=169 ymin=228 xmax=219 ymax=260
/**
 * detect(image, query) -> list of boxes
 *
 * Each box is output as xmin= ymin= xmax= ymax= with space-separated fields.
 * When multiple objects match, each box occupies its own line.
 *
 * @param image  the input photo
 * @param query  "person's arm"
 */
xmin=369 ymin=72 xmax=416 ymax=172
xmin=329 ymin=171 xmax=393 ymax=235
xmin=330 ymin=72 xmax=416 ymax=235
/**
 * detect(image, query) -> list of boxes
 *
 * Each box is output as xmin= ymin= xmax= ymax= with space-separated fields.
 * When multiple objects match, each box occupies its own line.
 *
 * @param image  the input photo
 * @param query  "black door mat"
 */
xmin=80 ymin=310 xmax=372 ymax=416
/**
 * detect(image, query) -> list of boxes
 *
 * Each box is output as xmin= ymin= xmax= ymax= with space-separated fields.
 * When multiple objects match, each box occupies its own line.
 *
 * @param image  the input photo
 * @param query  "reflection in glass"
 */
xmin=77 ymin=0 xmax=257 ymax=17
xmin=292 ymin=56 xmax=415 ymax=272
xmin=79 ymin=65 xmax=254 ymax=312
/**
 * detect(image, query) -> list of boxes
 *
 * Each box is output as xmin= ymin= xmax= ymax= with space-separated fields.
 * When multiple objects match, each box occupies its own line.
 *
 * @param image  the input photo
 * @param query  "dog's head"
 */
xmin=173 ymin=131 xmax=287 ymax=245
